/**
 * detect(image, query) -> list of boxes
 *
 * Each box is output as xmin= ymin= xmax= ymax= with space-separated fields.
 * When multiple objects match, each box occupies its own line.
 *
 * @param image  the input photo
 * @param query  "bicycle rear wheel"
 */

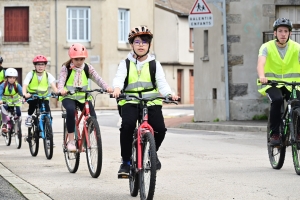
xmin=28 ymin=125 xmax=39 ymax=156
xmin=86 ymin=117 xmax=102 ymax=178
xmin=63 ymin=120 xmax=80 ymax=173
xmin=267 ymin=111 xmax=286 ymax=169
xmin=129 ymin=137 xmax=139 ymax=197
xmin=14 ymin=121 xmax=22 ymax=149
xmin=43 ymin=117 xmax=53 ymax=159
xmin=292 ymin=108 xmax=300 ymax=175
xmin=139 ymin=131 xmax=157 ymax=200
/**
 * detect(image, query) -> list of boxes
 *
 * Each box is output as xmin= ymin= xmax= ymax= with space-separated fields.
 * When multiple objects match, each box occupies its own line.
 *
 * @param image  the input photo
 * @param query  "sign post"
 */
xmin=188 ymin=0 xmax=213 ymax=28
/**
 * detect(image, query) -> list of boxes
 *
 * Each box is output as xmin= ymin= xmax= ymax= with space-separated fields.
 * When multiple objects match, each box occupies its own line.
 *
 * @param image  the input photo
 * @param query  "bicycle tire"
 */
xmin=86 ymin=117 xmax=102 ymax=178
xmin=267 ymin=111 xmax=286 ymax=169
xmin=28 ymin=125 xmax=39 ymax=157
xmin=292 ymin=108 xmax=300 ymax=175
xmin=15 ymin=120 xmax=22 ymax=149
xmin=63 ymin=120 xmax=80 ymax=173
xmin=139 ymin=131 xmax=157 ymax=200
xmin=129 ymin=138 xmax=139 ymax=197
xmin=43 ymin=117 xmax=53 ymax=159
xmin=4 ymin=130 xmax=11 ymax=146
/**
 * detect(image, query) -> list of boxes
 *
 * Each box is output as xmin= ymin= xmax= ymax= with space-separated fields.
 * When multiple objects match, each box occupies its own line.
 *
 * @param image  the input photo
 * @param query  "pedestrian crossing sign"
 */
xmin=190 ymin=0 xmax=211 ymax=15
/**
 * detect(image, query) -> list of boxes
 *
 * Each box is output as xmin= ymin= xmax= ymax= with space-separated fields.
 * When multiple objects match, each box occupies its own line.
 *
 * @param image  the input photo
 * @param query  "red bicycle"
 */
xmin=116 ymin=94 xmax=178 ymax=200
xmin=59 ymin=88 xmax=107 ymax=178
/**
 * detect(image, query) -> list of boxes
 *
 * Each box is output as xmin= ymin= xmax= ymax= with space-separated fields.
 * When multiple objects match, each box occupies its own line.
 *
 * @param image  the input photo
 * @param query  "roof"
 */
xmin=155 ymin=0 xmax=196 ymax=16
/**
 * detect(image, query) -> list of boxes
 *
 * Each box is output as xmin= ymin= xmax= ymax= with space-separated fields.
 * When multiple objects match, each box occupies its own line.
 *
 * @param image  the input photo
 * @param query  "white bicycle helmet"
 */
xmin=5 ymin=68 xmax=18 ymax=77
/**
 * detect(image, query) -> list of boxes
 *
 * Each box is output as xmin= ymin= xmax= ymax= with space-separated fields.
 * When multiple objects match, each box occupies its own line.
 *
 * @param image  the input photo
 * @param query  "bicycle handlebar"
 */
xmin=25 ymin=93 xmax=56 ymax=102
xmin=111 ymin=94 xmax=180 ymax=105
xmin=258 ymin=80 xmax=300 ymax=86
xmin=54 ymin=88 xmax=107 ymax=97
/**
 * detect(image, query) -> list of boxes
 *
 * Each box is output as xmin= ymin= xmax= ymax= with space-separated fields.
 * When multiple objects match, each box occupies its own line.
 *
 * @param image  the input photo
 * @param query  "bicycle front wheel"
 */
xmin=4 ymin=131 xmax=11 ymax=146
xmin=43 ymin=117 xmax=53 ymax=159
xmin=139 ymin=131 xmax=157 ymax=200
xmin=28 ymin=126 xmax=39 ymax=156
xmin=86 ymin=117 xmax=102 ymax=178
xmin=14 ymin=121 xmax=22 ymax=149
xmin=267 ymin=111 xmax=286 ymax=169
xmin=63 ymin=120 xmax=80 ymax=173
xmin=292 ymin=108 xmax=300 ymax=175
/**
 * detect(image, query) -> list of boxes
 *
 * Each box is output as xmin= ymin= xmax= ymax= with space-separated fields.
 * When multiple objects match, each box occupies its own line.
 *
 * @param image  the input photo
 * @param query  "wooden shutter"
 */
xmin=4 ymin=7 xmax=29 ymax=42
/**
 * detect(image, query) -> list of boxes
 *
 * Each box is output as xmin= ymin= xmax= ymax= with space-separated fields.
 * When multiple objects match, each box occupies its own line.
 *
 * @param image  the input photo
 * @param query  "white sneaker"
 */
xmin=67 ymin=140 xmax=76 ymax=152
xmin=25 ymin=116 xmax=32 ymax=127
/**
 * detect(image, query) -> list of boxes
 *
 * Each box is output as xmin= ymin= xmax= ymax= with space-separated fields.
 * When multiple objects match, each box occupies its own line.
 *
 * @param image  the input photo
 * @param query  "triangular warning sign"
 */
xmin=190 ymin=0 xmax=211 ymax=14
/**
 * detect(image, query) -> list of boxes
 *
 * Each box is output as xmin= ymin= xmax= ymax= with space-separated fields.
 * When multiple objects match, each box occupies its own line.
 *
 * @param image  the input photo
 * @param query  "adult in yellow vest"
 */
xmin=257 ymin=18 xmax=300 ymax=145
xmin=0 ymin=56 xmax=6 ymax=84
xmin=112 ymin=26 xmax=179 ymax=176
xmin=58 ymin=43 xmax=113 ymax=152
xmin=23 ymin=55 xmax=58 ymax=127
xmin=0 ymin=68 xmax=23 ymax=135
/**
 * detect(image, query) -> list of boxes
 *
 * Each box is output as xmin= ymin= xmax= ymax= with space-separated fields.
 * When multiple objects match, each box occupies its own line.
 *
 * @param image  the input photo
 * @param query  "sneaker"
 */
xmin=156 ymin=156 xmax=161 ymax=171
xmin=270 ymin=133 xmax=280 ymax=145
xmin=25 ymin=116 xmax=32 ymax=127
xmin=67 ymin=140 xmax=77 ymax=152
xmin=118 ymin=163 xmax=130 ymax=178
xmin=1 ymin=123 xmax=7 ymax=133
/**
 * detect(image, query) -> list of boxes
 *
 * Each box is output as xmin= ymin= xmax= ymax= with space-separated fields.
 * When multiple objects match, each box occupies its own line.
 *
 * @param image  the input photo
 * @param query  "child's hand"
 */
xmin=60 ymin=90 xmax=68 ymax=96
xmin=112 ymin=88 xmax=121 ymax=98
xmin=106 ymin=87 xmax=113 ymax=93
xmin=24 ymin=93 xmax=31 ymax=99
xmin=0 ymin=100 xmax=3 ymax=105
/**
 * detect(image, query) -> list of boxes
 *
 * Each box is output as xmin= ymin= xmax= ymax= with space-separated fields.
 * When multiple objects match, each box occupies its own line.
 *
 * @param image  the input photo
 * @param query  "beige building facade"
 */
xmin=194 ymin=0 xmax=300 ymax=121
xmin=0 ymin=0 xmax=155 ymax=108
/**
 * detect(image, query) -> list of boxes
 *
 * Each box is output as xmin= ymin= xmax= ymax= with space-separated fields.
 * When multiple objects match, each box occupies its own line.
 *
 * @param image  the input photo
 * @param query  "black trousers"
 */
xmin=266 ymin=86 xmax=300 ymax=134
xmin=62 ymin=98 xmax=96 ymax=133
xmin=27 ymin=99 xmax=50 ymax=115
xmin=119 ymin=103 xmax=167 ymax=161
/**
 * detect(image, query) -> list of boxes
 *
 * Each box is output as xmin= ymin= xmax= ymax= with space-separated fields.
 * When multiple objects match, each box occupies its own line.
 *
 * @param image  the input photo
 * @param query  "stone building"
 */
xmin=194 ymin=0 xmax=300 ymax=121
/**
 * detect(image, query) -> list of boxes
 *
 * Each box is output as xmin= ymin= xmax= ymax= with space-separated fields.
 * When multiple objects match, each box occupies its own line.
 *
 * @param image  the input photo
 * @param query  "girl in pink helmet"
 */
xmin=57 ymin=43 xmax=113 ymax=151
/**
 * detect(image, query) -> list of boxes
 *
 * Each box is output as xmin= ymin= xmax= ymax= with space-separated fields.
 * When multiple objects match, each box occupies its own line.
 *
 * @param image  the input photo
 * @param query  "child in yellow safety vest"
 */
xmin=0 ymin=68 xmax=23 ymax=136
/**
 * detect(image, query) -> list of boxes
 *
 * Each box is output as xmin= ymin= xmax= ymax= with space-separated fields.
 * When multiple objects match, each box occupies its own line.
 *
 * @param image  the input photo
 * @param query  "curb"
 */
xmin=179 ymin=123 xmax=267 ymax=132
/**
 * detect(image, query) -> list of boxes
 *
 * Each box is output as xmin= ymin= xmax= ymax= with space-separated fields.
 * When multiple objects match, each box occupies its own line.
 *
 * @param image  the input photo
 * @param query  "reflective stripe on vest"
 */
xmin=119 ymin=61 xmax=161 ymax=106
xmin=258 ymin=39 xmax=300 ymax=95
xmin=59 ymin=69 xmax=91 ymax=103
xmin=3 ymin=83 xmax=21 ymax=106
xmin=27 ymin=71 xmax=49 ymax=98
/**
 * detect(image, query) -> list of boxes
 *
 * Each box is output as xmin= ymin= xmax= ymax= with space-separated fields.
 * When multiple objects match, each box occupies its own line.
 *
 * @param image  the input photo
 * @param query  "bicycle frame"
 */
xmin=73 ymin=100 xmax=91 ymax=153
xmin=136 ymin=105 xmax=155 ymax=170
xmin=27 ymin=94 xmax=52 ymax=139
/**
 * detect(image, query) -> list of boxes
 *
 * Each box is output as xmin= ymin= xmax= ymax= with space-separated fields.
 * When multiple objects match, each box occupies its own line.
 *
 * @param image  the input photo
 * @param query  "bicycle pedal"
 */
xmin=118 ymin=174 xmax=129 ymax=179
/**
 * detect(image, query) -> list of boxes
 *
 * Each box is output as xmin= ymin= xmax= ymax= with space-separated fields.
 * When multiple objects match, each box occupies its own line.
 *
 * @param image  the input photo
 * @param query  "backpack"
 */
xmin=123 ymin=58 xmax=157 ymax=92
xmin=65 ymin=63 xmax=89 ymax=86
xmin=0 ymin=67 xmax=5 ymax=84
xmin=29 ymin=70 xmax=48 ymax=84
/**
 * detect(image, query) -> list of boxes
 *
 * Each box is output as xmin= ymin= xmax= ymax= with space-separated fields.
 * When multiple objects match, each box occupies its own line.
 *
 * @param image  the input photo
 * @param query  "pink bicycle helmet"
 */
xmin=33 ymin=55 xmax=48 ymax=65
xmin=68 ymin=43 xmax=88 ymax=58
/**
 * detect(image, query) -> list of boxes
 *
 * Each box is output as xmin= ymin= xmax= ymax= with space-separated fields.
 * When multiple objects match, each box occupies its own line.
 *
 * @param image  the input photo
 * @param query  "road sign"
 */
xmin=189 ymin=0 xmax=213 ymax=28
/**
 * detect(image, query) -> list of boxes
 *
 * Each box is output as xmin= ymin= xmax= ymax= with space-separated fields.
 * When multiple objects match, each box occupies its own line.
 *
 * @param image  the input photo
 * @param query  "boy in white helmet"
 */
xmin=0 ymin=68 xmax=23 ymax=136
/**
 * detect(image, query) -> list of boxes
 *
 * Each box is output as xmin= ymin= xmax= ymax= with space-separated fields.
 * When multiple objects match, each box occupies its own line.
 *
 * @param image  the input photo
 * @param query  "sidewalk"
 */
xmin=164 ymin=115 xmax=267 ymax=133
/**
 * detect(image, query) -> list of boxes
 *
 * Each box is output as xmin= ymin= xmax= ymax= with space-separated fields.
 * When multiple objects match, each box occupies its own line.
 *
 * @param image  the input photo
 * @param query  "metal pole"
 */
xmin=222 ymin=0 xmax=230 ymax=121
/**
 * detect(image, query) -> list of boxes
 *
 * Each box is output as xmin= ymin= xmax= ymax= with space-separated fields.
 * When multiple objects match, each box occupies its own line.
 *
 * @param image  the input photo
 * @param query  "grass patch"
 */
xmin=252 ymin=114 xmax=268 ymax=120
xmin=213 ymin=118 xmax=219 ymax=122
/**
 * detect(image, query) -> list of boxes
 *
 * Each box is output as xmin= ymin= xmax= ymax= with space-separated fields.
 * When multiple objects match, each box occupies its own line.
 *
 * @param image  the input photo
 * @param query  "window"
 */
xmin=67 ymin=7 xmax=90 ymax=42
xmin=189 ymin=28 xmax=194 ymax=49
xmin=4 ymin=7 xmax=29 ymax=42
xmin=118 ymin=9 xmax=130 ymax=43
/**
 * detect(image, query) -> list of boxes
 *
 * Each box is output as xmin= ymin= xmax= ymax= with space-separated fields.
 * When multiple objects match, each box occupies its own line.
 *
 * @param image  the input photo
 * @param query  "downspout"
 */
xmin=55 ymin=0 xmax=58 ymax=107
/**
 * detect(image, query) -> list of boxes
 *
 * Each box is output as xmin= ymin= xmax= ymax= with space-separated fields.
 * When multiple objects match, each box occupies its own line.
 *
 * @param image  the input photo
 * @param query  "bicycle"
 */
xmin=59 ymin=88 xmax=106 ymax=178
xmin=262 ymin=80 xmax=300 ymax=175
xmin=115 ymin=94 xmax=178 ymax=200
xmin=25 ymin=93 xmax=55 ymax=160
xmin=1 ymin=100 xmax=22 ymax=149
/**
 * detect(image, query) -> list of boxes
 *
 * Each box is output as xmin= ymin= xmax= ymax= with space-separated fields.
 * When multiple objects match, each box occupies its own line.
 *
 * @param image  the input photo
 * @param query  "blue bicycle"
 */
xmin=25 ymin=93 xmax=55 ymax=159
